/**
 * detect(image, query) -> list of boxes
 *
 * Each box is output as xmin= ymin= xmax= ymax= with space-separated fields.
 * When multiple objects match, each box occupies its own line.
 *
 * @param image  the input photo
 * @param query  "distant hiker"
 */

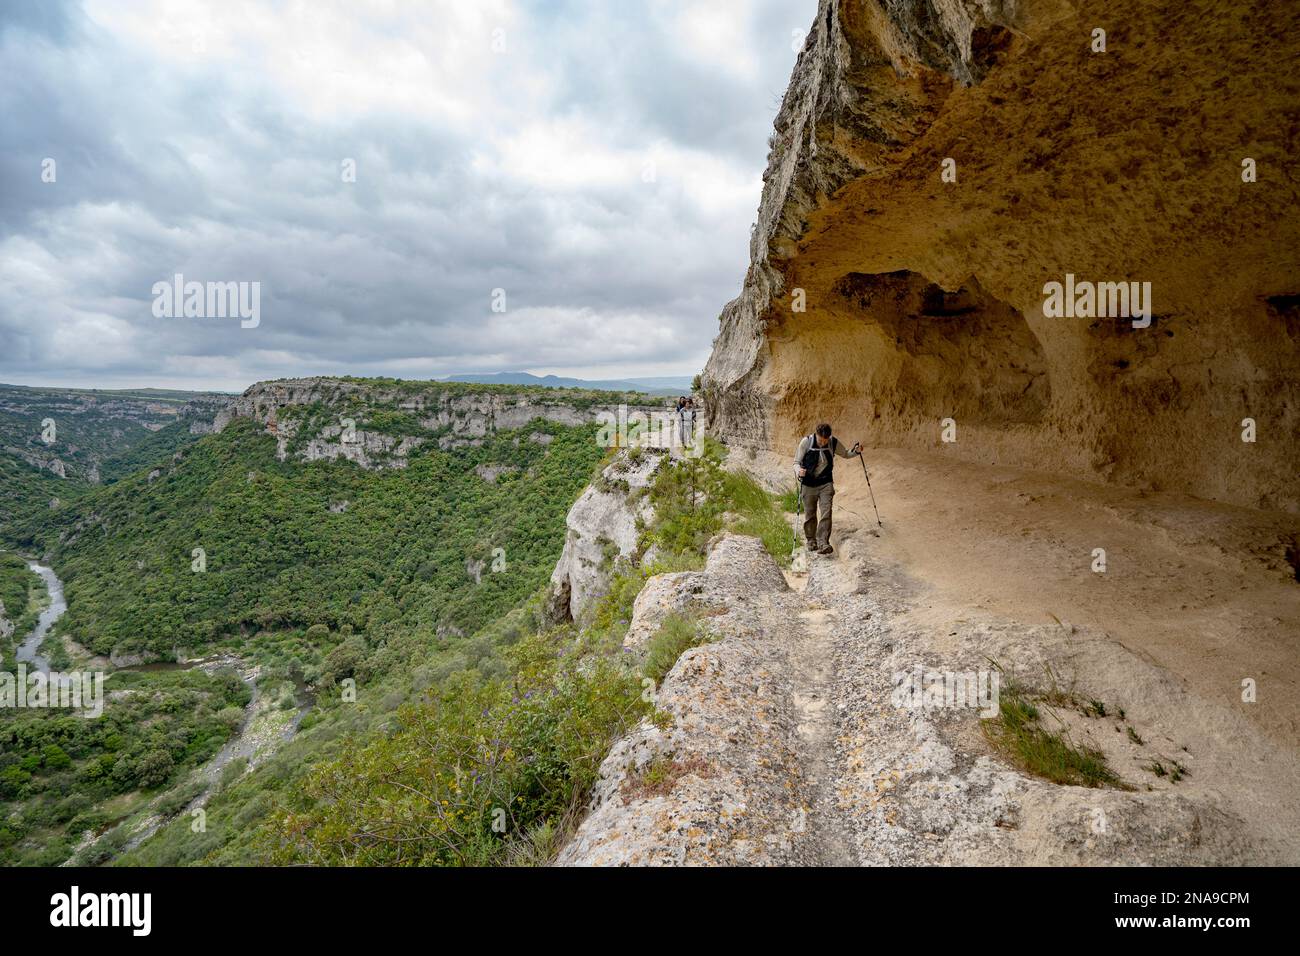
xmin=678 ymin=396 xmax=696 ymax=446
xmin=795 ymin=423 xmax=861 ymax=556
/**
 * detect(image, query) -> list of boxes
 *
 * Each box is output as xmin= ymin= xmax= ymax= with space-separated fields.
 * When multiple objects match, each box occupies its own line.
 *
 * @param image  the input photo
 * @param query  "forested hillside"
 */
xmin=33 ymin=416 xmax=607 ymax=662
xmin=0 ymin=383 xmax=225 ymax=485
xmin=0 ymin=553 xmax=42 ymax=665
xmin=263 ymin=441 xmax=791 ymax=866
xmin=0 ymin=456 xmax=79 ymax=543
xmin=0 ymin=379 xmax=629 ymax=866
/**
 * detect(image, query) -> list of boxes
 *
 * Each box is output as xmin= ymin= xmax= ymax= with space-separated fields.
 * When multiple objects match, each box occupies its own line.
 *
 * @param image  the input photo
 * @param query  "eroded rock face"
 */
xmin=109 ymin=648 xmax=160 ymax=669
xmin=546 ymin=451 xmax=664 ymax=626
xmin=622 ymin=534 xmax=789 ymax=651
xmin=297 ymin=426 xmax=423 ymax=470
xmin=214 ymin=378 xmax=664 ymax=470
xmin=702 ymin=0 xmax=1300 ymax=510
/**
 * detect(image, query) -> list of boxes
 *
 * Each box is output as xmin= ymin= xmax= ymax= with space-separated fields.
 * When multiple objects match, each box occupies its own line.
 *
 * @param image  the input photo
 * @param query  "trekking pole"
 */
xmin=855 ymin=445 xmax=883 ymax=527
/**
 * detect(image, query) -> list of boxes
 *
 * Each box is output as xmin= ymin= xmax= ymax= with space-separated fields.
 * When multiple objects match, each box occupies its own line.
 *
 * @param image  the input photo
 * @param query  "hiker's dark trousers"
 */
xmin=802 ymin=481 xmax=834 ymax=549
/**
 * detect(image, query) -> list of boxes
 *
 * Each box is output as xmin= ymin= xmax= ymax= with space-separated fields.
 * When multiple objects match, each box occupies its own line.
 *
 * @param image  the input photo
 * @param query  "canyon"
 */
xmin=2 ymin=0 xmax=1297 ymax=871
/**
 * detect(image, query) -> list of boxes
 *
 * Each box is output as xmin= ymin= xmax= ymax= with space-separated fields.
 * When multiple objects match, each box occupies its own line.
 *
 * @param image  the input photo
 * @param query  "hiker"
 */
xmin=795 ymin=423 xmax=861 ymax=556
xmin=676 ymin=396 xmax=695 ymax=446
xmin=680 ymin=397 xmax=697 ymax=446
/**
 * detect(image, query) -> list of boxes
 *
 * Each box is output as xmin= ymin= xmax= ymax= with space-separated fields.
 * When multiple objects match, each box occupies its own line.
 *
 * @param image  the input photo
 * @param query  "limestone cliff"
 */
xmin=0 ymin=383 xmax=227 ymax=483
xmin=546 ymin=451 xmax=665 ymax=626
xmin=213 ymin=378 xmax=662 ymax=470
xmin=702 ymin=0 xmax=1300 ymax=511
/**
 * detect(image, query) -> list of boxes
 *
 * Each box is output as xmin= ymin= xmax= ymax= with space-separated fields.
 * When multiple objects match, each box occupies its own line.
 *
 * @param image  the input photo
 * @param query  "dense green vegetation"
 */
xmin=98 ymin=420 xmax=203 ymax=485
xmin=0 ymin=384 xmax=617 ymax=866
xmin=33 ymin=416 xmax=606 ymax=663
xmin=0 ymin=456 xmax=83 ymax=538
xmin=0 ymin=382 xmax=220 ymax=485
xmin=0 ymin=553 xmax=42 ymax=666
xmin=0 ymin=379 xmax=787 ymax=868
xmin=0 ymin=383 xmax=225 ymax=546
xmin=0 ymin=666 xmax=250 ymax=866
xmin=259 ymin=439 xmax=788 ymax=866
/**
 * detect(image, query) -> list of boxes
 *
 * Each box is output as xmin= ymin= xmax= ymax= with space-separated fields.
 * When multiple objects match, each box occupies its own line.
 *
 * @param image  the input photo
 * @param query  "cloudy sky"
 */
xmin=0 ymin=0 xmax=815 ymax=392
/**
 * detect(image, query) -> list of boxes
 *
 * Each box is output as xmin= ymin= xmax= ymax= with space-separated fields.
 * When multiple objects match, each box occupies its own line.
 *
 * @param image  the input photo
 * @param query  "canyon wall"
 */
xmin=701 ymin=0 xmax=1300 ymax=511
xmin=213 ymin=378 xmax=664 ymax=469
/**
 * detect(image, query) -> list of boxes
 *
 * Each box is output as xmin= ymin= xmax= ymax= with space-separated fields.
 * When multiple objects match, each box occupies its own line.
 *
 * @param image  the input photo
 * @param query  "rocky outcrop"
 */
xmin=702 ymin=0 xmax=1300 ymax=511
xmin=214 ymin=378 xmax=665 ymax=470
xmin=474 ymin=464 xmax=519 ymax=483
xmin=546 ymin=451 xmax=665 ymax=626
xmin=0 ymin=599 xmax=13 ymax=641
xmin=621 ymin=533 xmax=787 ymax=651
xmin=1 ymin=447 xmax=68 ymax=480
xmin=558 ymin=531 xmax=1299 ymax=866
xmin=109 ymin=648 xmax=161 ymax=669
xmin=181 ymin=395 xmax=231 ymax=436
xmin=297 ymin=426 xmax=423 ymax=471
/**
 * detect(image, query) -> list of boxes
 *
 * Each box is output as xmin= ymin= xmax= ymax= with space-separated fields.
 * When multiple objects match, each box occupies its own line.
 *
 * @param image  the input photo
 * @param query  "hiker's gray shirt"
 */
xmin=794 ymin=435 xmax=854 ymax=481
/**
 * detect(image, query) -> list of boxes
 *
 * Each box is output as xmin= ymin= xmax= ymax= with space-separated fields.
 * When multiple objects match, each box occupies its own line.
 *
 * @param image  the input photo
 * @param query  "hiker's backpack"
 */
xmin=800 ymin=434 xmax=835 ymax=487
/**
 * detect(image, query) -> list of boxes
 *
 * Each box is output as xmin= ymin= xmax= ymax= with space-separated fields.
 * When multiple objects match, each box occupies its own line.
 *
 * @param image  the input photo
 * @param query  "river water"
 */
xmin=15 ymin=560 xmax=67 ymax=674
xmin=10 ymin=557 xmax=314 ymax=862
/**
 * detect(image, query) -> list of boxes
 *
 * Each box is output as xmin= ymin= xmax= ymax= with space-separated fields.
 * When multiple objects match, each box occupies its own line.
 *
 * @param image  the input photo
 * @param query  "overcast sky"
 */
xmin=0 ymin=0 xmax=815 ymax=392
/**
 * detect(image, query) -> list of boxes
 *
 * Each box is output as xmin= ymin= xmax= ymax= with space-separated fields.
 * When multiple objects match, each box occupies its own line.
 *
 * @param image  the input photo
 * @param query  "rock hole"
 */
xmin=969 ymin=25 xmax=1014 ymax=74
xmin=829 ymin=271 xmax=1051 ymax=426
xmin=1266 ymin=294 xmax=1300 ymax=339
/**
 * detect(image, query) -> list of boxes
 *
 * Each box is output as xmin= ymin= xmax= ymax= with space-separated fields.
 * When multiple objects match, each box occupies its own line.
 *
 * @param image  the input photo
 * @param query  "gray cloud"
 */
xmin=0 ymin=0 xmax=815 ymax=391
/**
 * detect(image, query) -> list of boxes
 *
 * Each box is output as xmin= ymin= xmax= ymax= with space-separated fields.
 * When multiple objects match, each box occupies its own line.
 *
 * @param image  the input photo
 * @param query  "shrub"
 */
xmin=724 ymin=472 xmax=793 ymax=566
xmin=641 ymin=614 xmax=709 ymax=686
xmin=264 ymin=629 xmax=650 ymax=866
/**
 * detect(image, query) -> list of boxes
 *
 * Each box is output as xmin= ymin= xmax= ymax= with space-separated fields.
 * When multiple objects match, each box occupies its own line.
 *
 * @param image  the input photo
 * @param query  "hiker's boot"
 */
xmin=818 ymin=545 xmax=834 ymax=556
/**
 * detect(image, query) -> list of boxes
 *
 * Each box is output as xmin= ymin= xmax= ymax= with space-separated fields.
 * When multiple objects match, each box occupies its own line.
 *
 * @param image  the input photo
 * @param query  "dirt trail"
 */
xmin=796 ymin=446 xmax=1300 ymax=747
xmin=764 ymin=444 xmax=1300 ymax=863
xmin=788 ymin=601 xmax=858 ymax=865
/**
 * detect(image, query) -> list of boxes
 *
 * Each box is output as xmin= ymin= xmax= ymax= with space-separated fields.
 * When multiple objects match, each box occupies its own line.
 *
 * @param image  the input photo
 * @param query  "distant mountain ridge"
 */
xmin=445 ymin=372 xmax=693 ymax=396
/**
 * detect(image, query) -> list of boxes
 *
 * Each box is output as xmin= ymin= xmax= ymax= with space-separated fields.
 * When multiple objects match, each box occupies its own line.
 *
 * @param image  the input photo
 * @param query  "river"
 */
xmin=11 ymin=558 xmax=312 ymax=863
xmin=15 ymin=560 xmax=67 ymax=674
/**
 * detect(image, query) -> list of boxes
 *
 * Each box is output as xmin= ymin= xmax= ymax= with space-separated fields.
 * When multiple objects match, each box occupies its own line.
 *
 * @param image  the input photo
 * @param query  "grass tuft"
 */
xmin=641 ymin=613 xmax=710 ymax=686
xmin=982 ymin=680 xmax=1124 ymax=789
xmin=620 ymin=753 xmax=712 ymax=804
xmin=723 ymin=471 xmax=794 ymax=567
